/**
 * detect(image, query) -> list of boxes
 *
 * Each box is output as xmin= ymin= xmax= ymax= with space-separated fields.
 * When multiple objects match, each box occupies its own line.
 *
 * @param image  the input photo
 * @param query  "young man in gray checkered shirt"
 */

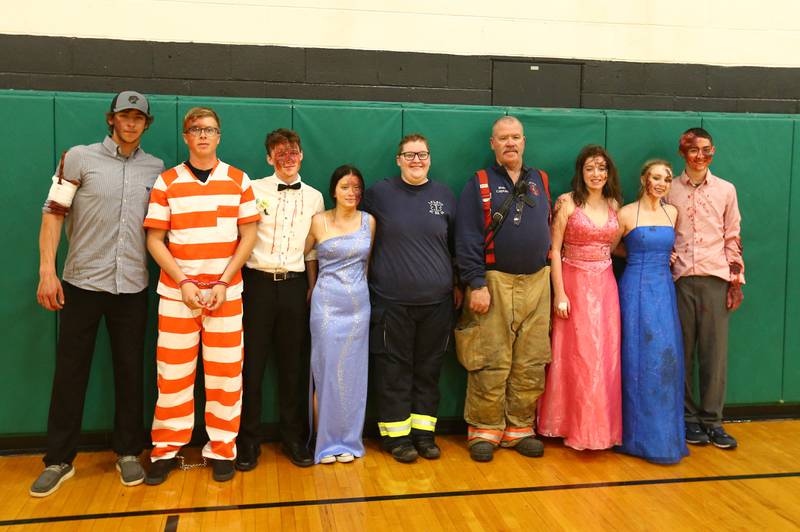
xmin=30 ymin=91 xmax=164 ymax=497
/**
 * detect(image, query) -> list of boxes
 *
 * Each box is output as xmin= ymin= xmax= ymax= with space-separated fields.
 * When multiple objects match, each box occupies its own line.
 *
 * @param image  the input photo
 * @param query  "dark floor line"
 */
xmin=3 ymin=471 xmax=798 ymax=527
xmin=164 ymin=514 xmax=179 ymax=532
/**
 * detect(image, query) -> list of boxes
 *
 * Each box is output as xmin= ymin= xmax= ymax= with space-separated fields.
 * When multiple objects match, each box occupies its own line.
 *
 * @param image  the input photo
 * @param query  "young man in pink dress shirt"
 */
xmin=667 ymin=127 xmax=744 ymax=450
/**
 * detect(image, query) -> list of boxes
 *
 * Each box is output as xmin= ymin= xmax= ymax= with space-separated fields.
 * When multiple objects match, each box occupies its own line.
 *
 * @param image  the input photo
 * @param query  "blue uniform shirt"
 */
xmin=456 ymin=164 xmax=551 ymax=289
xmin=362 ymin=176 xmax=456 ymax=305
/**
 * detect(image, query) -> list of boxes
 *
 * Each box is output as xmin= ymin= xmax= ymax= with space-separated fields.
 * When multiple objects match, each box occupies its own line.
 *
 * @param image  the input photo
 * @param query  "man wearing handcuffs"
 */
xmin=143 ymin=106 xmax=259 ymax=484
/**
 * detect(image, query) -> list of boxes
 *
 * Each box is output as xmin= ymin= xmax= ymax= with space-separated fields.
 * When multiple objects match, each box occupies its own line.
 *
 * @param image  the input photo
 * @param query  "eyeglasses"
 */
xmin=273 ymin=150 xmax=301 ymax=161
xmin=399 ymin=151 xmax=430 ymax=161
xmin=687 ymin=147 xmax=714 ymax=156
xmin=185 ymin=126 xmax=220 ymax=137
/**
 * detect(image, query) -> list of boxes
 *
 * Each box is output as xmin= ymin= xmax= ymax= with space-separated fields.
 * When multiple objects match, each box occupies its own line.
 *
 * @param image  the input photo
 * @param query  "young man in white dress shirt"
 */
xmin=237 ymin=129 xmax=325 ymax=469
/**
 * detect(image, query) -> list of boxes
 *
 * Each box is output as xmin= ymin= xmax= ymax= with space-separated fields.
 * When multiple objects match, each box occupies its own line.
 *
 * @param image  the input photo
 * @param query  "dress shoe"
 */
xmin=282 ymin=442 xmax=314 ymax=467
xmin=235 ymin=443 xmax=261 ymax=472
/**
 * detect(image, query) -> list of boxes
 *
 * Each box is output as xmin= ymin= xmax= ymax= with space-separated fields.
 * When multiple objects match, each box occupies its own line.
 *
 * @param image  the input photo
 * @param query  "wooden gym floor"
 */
xmin=0 ymin=419 xmax=798 ymax=531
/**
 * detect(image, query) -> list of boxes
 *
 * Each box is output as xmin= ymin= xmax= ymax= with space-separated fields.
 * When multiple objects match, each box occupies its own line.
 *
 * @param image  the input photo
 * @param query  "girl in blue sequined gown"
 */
xmin=616 ymin=160 xmax=688 ymax=464
xmin=305 ymin=166 xmax=375 ymax=464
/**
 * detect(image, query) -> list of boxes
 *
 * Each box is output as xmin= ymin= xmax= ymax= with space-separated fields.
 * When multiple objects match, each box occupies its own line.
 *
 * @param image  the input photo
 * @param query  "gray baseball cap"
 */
xmin=110 ymin=90 xmax=151 ymax=118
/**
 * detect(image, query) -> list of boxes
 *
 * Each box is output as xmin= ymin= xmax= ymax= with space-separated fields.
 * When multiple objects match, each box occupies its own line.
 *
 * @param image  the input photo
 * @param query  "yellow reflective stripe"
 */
xmin=378 ymin=417 xmax=412 ymax=437
xmin=410 ymin=413 xmax=437 ymax=431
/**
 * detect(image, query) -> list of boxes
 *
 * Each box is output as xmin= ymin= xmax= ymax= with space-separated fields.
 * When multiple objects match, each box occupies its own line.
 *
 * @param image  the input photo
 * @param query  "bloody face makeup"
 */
xmin=334 ymin=173 xmax=363 ymax=207
xmin=268 ymin=141 xmax=303 ymax=182
xmin=643 ymin=164 xmax=673 ymax=199
xmin=680 ymin=133 xmax=715 ymax=173
xmin=582 ymin=155 xmax=609 ymax=193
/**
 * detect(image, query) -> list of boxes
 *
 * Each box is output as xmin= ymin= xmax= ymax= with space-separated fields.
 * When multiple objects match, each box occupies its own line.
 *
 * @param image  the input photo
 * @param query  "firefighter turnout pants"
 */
xmin=455 ymin=268 xmax=551 ymax=447
xmin=370 ymin=295 xmax=453 ymax=446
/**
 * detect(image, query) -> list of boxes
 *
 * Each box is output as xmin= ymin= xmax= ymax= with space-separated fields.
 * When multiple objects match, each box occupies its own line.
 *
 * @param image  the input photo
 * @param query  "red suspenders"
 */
xmin=476 ymin=168 xmax=551 ymax=266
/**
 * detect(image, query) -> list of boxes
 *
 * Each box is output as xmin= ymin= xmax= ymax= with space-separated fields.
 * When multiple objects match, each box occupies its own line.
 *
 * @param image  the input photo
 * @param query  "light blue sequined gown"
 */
xmin=618 ymin=219 xmax=688 ymax=464
xmin=311 ymin=211 xmax=371 ymax=462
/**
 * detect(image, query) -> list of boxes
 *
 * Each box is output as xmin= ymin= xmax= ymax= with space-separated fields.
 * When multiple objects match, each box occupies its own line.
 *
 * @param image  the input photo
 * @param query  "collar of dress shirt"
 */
xmin=267 ymin=173 xmax=302 ymax=188
xmin=102 ymin=135 xmax=141 ymax=159
xmin=679 ymin=169 xmax=717 ymax=188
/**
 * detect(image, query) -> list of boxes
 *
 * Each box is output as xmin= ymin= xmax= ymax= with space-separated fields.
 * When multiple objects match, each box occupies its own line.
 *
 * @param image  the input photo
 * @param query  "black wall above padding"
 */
xmin=2 ymin=34 xmax=799 ymax=113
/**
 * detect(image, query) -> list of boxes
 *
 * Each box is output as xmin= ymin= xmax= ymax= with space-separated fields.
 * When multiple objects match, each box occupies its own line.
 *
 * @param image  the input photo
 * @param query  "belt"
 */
xmin=249 ymin=269 xmax=304 ymax=282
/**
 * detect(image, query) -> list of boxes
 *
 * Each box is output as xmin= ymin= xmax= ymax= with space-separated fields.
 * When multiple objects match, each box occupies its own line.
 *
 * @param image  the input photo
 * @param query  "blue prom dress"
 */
xmin=310 ymin=211 xmax=371 ymax=463
xmin=618 ymin=205 xmax=688 ymax=464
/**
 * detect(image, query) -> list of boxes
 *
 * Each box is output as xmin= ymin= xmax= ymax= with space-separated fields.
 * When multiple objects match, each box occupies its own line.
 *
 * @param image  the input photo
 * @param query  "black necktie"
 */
xmin=278 ymin=182 xmax=301 ymax=191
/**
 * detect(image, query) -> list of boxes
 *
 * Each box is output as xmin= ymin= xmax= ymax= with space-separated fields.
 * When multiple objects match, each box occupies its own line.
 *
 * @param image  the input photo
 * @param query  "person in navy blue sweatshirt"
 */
xmin=455 ymin=116 xmax=552 ymax=462
xmin=362 ymin=133 xmax=461 ymax=463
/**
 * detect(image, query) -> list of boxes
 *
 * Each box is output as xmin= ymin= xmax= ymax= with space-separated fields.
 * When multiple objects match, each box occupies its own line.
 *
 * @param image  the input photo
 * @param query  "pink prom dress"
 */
xmin=537 ymin=205 xmax=622 ymax=450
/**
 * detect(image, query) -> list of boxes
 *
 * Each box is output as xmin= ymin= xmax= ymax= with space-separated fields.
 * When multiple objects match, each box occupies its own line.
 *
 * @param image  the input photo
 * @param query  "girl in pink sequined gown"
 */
xmin=537 ymin=145 xmax=623 ymax=450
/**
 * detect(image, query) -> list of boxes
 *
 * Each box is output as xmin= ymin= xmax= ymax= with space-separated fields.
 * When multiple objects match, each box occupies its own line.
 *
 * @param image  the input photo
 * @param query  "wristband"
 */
xmin=179 ymin=278 xmax=197 ymax=287
xmin=208 ymin=280 xmax=229 ymax=287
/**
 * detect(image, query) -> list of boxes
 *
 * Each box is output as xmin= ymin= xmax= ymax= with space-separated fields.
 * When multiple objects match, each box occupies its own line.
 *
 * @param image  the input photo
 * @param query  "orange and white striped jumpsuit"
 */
xmin=143 ymin=161 xmax=260 ymax=461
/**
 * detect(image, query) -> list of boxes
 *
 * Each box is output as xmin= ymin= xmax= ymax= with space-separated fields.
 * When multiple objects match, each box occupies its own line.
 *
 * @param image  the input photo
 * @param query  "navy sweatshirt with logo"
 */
xmin=455 ymin=164 xmax=551 ymax=289
xmin=362 ymin=176 xmax=456 ymax=305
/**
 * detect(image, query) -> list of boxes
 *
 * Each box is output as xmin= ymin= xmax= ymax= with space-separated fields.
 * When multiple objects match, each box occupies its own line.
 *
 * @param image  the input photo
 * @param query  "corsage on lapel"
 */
xmin=256 ymin=197 xmax=270 ymax=215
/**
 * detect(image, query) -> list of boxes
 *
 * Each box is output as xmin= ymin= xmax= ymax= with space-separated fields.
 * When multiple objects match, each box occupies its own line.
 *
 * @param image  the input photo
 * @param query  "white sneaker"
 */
xmin=336 ymin=453 xmax=354 ymax=463
xmin=320 ymin=455 xmax=336 ymax=464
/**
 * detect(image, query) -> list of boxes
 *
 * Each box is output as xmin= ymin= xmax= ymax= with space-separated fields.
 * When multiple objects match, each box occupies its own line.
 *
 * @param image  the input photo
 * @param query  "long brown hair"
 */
xmin=571 ymin=144 xmax=622 ymax=207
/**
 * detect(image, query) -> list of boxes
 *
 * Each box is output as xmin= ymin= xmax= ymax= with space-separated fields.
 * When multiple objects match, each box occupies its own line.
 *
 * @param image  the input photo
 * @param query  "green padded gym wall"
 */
xmin=784 ymin=119 xmax=800 ymax=402
xmin=702 ymin=114 xmax=793 ymax=403
xmin=0 ymin=89 xmax=797 ymax=441
xmin=604 ymin=111 xmax=700 ymax=200
xmin=514 ymin=107 xmax=607 ymax=199
xmin=0 ymin=93 xmax=57 ymax=434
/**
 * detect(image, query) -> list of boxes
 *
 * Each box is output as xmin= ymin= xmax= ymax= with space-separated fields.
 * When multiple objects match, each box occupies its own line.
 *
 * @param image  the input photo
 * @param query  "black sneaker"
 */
xmin=469 ymin=441 xmax=494 ymax=462
xmin=708 ymin=427 xmax=738 ymax=450
xmin=413 ymin=438 xmax=441 ymax=460
xmin=29 ymin=463 xmax=74 ymax=497
xmin=389 ymin=443 xmax=418 ymax=463
xmin=211 ymin=459 xmax=236 ymax=482
xmin=513 ymin=437 xmax=544 ymax=458
xmin=685 ymin=422 xmax=710 ymax=445
xmin=145 ymin=458 xmax=178 ymax=486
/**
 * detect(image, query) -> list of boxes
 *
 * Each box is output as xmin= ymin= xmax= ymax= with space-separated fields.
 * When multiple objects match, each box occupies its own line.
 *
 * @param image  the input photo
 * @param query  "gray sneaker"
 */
xmin=116 ymin=455 xmax=145 ymax=486
xmin=30 ymin=463 xmax=75 ymax=497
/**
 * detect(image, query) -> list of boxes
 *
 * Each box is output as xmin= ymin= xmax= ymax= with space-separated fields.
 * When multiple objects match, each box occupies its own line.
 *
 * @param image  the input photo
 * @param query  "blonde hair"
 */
xmin=182 ymin=107 xmax=220 ymax=132
xmin=638 ymin=159 xmax=673 ymax=199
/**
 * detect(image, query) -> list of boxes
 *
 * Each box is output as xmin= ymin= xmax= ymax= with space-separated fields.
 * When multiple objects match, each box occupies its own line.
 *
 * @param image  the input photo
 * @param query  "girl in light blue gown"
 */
xmin=305 ymin=165 xmax=375 ymax=464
